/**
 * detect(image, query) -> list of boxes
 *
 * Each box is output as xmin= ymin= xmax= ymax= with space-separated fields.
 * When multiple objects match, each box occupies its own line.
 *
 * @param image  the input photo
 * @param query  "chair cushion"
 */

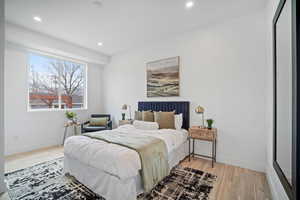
xmin=83 ymin=126 xmax=107 ymax=132
xmin=91 ymin=115 xmax=111 ymax=121
xmin=89 ymin=117 xmax=108 ymax=126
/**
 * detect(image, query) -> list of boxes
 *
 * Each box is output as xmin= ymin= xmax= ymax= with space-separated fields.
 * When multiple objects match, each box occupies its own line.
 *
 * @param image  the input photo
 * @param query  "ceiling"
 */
xmin=5 ymin=0 xmax=267 ymax=55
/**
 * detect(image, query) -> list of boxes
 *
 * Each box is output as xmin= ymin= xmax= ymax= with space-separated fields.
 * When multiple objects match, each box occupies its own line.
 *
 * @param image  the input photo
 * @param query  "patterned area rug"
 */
xmin=5 ymin=158 xmax=103 ymax=200
xmin=5 ymin=157 xmax=216 ymax=200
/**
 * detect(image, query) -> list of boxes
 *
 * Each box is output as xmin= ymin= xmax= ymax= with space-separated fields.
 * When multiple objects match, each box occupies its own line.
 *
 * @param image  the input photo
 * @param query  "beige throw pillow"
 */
xmin=89 ymin=117 xmax=108 ymax=126
xmin=134 ymin=111 xmax=143 ymax=120
xmin=142 ymin=111 xmax=154 ymax=122
xmin=154 ymin=111 xmax=175 ymax=129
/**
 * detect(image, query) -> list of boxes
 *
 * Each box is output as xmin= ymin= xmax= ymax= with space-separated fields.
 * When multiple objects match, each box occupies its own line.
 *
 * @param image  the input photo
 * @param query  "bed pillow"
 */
xmin=142 ymin=111 xmax=154 ymax=122
xmin=175 ymin=114 xmax=183 ymax=130
xmin=154 ymin=111 xmax=175 ymax=129
xmin=133 ymin=120 xmax=159 ymax=130
xmin=89 ymin=117 xmax=108 ymax=126
xmin=134 ymin=111 xmax=143 ymax=120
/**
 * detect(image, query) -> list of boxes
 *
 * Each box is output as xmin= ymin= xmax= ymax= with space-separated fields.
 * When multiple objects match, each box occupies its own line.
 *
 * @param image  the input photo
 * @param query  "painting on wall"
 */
xmin=147 ymin=56 xmax=180 ymax=97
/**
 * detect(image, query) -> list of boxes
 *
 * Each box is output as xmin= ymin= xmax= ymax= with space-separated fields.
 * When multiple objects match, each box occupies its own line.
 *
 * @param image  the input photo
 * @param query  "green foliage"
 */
xmin=206 ymin=119 xmax=214 ymax=128
xmin=65 ymin=111 xmax=77 ymax=120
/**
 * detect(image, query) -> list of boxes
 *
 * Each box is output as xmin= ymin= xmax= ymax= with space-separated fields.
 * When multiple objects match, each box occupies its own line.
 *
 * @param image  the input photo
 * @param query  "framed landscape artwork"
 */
xmin=146 ymin=56 xmax=180 ymax=97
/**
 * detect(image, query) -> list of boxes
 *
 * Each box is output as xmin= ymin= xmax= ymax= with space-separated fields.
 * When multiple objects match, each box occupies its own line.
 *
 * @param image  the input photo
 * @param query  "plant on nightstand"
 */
xmin=65 ymin=111 xmax=77 ymax=123
xmin=206 ymin=119 xmax=214 ymax=129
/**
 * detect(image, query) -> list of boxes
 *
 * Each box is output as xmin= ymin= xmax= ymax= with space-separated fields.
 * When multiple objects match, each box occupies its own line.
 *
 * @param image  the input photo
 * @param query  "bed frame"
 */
xmin=138 ymin=101 xmax=190 ymax=130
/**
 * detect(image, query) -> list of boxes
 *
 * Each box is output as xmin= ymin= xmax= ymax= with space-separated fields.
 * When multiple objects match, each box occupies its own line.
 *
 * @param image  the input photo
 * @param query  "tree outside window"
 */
xmin=28 ymin=53 xmax=87 ymax=110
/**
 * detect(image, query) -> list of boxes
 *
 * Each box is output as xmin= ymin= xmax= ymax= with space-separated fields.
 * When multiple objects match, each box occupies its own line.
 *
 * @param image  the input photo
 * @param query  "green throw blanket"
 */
xmin=84 ymin=131 xmax=169 ymax=192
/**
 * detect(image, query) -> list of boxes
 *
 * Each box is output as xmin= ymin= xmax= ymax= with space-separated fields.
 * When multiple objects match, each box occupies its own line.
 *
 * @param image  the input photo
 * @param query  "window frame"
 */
xmin=27 ymin=50 xmax=88 ymax=112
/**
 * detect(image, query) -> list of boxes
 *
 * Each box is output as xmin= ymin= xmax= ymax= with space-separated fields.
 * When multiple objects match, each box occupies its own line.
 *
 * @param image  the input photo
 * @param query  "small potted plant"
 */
xmin=206 ymin=119 xmax=214 ymax=129
xmin=65 ymin=111 xmax=77 ymax=123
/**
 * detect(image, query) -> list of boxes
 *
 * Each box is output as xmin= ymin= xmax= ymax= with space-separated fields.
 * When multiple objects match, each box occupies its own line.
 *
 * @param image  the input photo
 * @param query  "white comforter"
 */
xmin=64 ymin=125 xmax=187 ymax=180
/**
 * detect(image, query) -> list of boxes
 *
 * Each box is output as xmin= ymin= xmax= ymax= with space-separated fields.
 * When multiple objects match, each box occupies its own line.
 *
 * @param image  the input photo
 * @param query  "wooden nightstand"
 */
xmin=119 ymin=120 xmax=133 ymax=126
xmin=188 ymin=126 xmax=217 ymax=167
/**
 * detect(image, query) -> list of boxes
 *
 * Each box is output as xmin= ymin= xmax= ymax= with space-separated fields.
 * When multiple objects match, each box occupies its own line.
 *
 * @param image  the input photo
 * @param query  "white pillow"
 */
xmin=175 ymin=114 xmax=183 ymax=130
xmin=133 ymin=120 xmax=159 ymax=130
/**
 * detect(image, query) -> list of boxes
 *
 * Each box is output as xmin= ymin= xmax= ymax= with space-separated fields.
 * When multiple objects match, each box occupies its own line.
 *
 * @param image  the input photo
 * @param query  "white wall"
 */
xmin=0 ymin=0 xmax=5 ymax=194
xmin=265 ymin=0 xmax=289 ymax=199
xmin=103 ymin=10 xmax=268 ymax=172
xmin=6 ymin=23 xmax=110 ymax=65
xmin=4 ymin=43 xmax=105 ymax=156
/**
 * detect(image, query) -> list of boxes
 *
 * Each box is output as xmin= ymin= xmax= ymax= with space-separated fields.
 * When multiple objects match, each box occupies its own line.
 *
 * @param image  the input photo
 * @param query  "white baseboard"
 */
xmin=266 ymin=164 xmax=289 ymax=200
xmin=216 ymin=153 xmax=265 ymax=172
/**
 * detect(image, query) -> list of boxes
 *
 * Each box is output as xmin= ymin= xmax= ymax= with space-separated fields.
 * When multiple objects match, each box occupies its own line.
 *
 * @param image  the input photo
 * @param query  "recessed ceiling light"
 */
xmin=33 ymin=16 xmax=42 ymax=22
xmin=97 ymin=42 xmax=103 ymax=46
xmin=185 ymin=1 xmax=194 ymax=9
xmin=92 ymin=0 xmax=103 ymax=7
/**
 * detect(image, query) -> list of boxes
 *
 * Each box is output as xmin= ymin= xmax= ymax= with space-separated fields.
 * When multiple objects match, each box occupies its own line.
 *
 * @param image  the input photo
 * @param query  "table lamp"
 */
xmin=122 ymin=104 xmax=132 ymax=120
xmin=195 ymin=106 xmax=205 ymax=127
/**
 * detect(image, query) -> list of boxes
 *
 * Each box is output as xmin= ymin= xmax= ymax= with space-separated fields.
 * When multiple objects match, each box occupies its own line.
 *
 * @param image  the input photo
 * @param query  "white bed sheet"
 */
xmin=64 ymin=125 xmax=188 ymax=180
xmin=64 ymin=139 xmax=188 ymax=200
xmin=64 ymin=125 xmax=188 ymax=200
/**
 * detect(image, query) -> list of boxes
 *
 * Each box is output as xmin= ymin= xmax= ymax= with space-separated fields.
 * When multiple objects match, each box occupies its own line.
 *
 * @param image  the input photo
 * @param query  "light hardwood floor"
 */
xmin=181 ymin=159 xmax=272 ymax=200
xmin=0 ymin=146 xmax=272 ymax=200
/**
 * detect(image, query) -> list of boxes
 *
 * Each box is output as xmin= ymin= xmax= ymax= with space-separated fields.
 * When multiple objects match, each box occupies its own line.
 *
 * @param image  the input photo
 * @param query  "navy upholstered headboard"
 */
xmin=138 ymin=101 xmax=190 ymax=130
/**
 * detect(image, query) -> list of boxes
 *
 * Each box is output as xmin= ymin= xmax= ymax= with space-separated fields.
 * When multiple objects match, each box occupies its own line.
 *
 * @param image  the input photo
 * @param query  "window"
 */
xmin=28 ymin=52 xmax=87 ymax=111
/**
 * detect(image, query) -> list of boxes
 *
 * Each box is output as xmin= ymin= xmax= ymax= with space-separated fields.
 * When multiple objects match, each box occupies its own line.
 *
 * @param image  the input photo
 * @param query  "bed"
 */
xmin=64 ymin=101 xmax=190 ymax=200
